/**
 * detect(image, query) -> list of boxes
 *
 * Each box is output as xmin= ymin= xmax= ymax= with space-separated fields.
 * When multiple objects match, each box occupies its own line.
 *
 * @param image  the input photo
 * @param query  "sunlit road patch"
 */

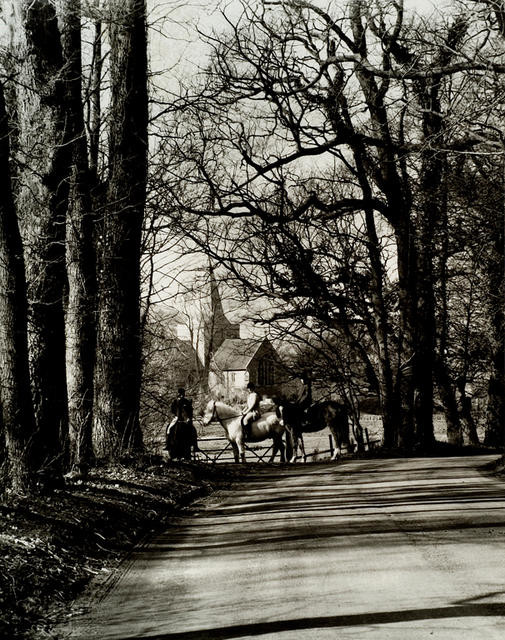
xmin=62 ymin=455 xmax=505 ymax=639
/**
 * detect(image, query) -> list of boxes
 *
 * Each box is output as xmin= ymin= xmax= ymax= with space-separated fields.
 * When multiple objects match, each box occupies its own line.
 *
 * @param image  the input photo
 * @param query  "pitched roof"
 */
xmin=212 ymin=338 xmax=266 ymax=371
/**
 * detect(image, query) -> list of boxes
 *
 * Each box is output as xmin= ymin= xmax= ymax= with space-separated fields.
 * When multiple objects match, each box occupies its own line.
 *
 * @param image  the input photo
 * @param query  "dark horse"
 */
xmin=165 ymin=405 xmax=199 ymax=460
xmin=278 ymin=400 xmax=353 ymax=463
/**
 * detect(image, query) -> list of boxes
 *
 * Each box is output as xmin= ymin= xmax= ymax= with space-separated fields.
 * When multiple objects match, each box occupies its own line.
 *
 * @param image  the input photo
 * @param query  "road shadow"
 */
xmin=114 ymin=601 xmax=505 ymax=639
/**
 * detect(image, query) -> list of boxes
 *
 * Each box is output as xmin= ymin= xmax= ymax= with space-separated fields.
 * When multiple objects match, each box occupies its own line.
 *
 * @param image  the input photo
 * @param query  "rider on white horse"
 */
xmin=241 ymin=382 xmax=260 ymax=439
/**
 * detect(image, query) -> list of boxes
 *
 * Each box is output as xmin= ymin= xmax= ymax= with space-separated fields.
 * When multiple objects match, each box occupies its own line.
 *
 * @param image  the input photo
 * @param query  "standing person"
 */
xmin=241 ymin=382 xmax=260 ymax=439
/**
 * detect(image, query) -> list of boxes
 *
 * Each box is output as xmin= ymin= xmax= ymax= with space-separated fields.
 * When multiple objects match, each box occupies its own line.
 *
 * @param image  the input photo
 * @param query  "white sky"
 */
xmin=147 ymin=0 xmax=452 ymax=92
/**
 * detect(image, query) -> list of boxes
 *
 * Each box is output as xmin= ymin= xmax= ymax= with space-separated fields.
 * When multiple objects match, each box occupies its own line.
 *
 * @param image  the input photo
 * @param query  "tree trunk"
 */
xmin=327 ymin=13 xmax=401 ymax=448
xmin=0 ymin=80 xmax=36 ymax=494
xmin=413 ymin=167 xmax=437 ymax=451
xmin=57 ymin=0 xmax=96 ymax=474
xmin=484 ymin=202 xmax=505 ymax=447
xmin=435 ymin=357 xmax=462 ymax=446
xmin=93 ymin=0 xmax=148 ymax=456
xmin=393 ymin=216 xmax=418 ymax=451
xmin=411 ymin=70 xmax=453 ymax=452
xmin=88 ymin=16 xmax=103 ymax=183
xmin=434 ymin=171 xmax=463 ymax=446
xmin=6 ymin=0 xmax=69 ymax=473
xmin=349 ymin=3 xmax=417 ymax=450
xmin=482 ymin=0 xmax=505 ymax=451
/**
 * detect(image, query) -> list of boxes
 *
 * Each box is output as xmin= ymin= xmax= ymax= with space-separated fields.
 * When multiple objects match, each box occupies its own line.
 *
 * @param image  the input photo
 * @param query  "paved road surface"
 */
xmin=62 ymin=455 xmax=505 ymax=639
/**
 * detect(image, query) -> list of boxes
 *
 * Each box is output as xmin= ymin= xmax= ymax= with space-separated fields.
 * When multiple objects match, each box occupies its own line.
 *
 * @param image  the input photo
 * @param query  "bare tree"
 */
xmin=93 ymin=0 xmax=148 ymax=456
xmin=5 ymin=0 xmax=70 ymax=472
xmin=57 ymin=0 xmax=97 ymax=474
xmin=0 ymin=79 xmax=36 ymax=493
xmin=155 ymin=0 xmax=505 ymax=452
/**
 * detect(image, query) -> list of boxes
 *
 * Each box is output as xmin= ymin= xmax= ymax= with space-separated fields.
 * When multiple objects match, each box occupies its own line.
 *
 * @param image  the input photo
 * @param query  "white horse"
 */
xmin=202 ymin=400 xmax=286 ymax=463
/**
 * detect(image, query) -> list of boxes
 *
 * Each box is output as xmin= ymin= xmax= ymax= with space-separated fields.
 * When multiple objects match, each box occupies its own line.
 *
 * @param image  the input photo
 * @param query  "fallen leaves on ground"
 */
xmin=0 ymin=455 xmax=245 ymax=640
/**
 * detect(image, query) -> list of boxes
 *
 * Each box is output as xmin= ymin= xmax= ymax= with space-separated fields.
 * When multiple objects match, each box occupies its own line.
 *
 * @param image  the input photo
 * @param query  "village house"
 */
xmin=209 ymin=337 xmax=286 ymax=400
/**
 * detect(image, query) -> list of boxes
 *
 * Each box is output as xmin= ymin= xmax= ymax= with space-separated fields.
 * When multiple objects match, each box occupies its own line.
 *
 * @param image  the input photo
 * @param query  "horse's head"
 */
xmin=202 ymin=400 xmax=217 ymax=426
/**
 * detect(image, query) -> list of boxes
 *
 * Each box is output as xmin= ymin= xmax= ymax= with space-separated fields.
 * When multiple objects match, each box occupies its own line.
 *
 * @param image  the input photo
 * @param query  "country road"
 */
xmin=62 ymin=455 xmax=505 ymax=640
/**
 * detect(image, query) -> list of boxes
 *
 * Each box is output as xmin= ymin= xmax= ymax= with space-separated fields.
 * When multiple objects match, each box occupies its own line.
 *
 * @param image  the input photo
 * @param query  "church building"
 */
xmin=175 ymin=267 xmax=287 ymax=400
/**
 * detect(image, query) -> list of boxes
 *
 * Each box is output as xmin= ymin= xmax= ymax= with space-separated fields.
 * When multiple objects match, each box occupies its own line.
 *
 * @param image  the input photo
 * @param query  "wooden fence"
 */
xmin=194 ymin=432 xmax=379 ymax=463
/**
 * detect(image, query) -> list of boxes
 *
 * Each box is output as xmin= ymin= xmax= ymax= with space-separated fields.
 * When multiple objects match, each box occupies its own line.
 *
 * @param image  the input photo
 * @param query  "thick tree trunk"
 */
xmin=58 ymin=0 xmax=96 ymax=474
xmin=413 ymin=171 xmax=437 ymax=451
xmin=482 ymin=3 xmax=505 ymax=451
xmin=411 ymin=71 xmax=454 ymax=452
xmin=434 ymin=178 xmax=464 ymax=446
xmin=6 ymin=0 xmax=69 ymax=472
xmin=484 ymin=206 xmax=505 ymax=447
xmin=0 ymin=81 xmax=36 ymax=494
xmin=356 ymin=174 xmax=397 ymax=448
xmin=326 ymin=11 xmax=400 ymax=448
xmin=394 ymin=217 xmax=418 ymax=451
xmin=93 ymin=0 xmax=148 ymax=457
xmin=435 ymin=357 xmax=462 ymax=446
xmin=88 ymin=17 xmax=102 ymax=183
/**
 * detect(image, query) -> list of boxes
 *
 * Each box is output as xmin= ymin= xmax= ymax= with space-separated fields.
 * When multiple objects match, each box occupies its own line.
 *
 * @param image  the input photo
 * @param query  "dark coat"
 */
xmin=171 ymin=396 xmax=193 ymax=421
xmin=295 ymin=381 xmax=312 ymax=410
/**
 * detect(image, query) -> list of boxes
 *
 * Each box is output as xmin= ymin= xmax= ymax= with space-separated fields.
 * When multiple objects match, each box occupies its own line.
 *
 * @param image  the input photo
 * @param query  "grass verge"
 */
xmin=0 ymin=455 xmax=243 ymax=640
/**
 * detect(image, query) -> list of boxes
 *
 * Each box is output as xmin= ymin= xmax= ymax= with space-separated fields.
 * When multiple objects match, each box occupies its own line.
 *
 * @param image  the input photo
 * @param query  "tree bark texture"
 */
xmin=93 ymin=0 xmax=148 ymax=457
xmin=411 ymin=90 xmax=442 ymax=451
xmin=435 ymin=357 xmax=463 ymax=446
xmin=57 ymin=0 xmax=96 ymax=473
xmin=6 ymin=0 xmax=69 ymax=472
xmin=484 ymin=199 xmax=505 ymax=447
xmin=88 ymin=17 xmax=102 ymax=183
xmin=434 ymin=176 xmax=464 ymax=446
xmin=0 ymin=80 xmax=36 ymax=493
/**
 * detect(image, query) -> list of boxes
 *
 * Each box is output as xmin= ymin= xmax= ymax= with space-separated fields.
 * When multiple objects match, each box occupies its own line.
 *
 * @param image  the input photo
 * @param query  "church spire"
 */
xmin=209 ymin=261 xmax=225 ymax=318
xmin=202 ymin=262 xmax=240 ymax=371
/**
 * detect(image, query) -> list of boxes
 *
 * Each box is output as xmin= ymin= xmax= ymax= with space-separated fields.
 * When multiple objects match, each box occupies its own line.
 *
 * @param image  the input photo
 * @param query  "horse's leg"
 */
xmin=269 ymin=434 xmax=285 ymax=463
xmin=284 ymin=429 xmax=292 ymax=462
xmin=329 ymin=427 xmax=341 ymax=461
xmin=237 ymin=437 xmax=246 ymax=463
xmin=269 ymin=438 xmax=278 ymax=463
xmin=284 ymin=427 xmax=294 ymax=463
xmin=290 ymin=429 xmax=299 ymax=463
xmin=299 ymin=433 xmax=307 ymax=463
xmin=278 ymin=434 xmax=285 ymax=463
xmin=230 ymin=440 xmax=240 ymax=463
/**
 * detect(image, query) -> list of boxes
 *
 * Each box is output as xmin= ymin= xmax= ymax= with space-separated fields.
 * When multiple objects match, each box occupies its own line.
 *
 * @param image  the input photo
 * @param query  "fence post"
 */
xmin=329 ymin=434 xmax=334 ymax=458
